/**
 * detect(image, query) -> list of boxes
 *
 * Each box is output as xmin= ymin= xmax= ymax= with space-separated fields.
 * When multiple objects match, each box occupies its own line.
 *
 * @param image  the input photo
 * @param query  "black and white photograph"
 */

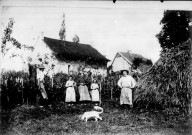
xmin=0 ymin=0 xmax=192 ymax=134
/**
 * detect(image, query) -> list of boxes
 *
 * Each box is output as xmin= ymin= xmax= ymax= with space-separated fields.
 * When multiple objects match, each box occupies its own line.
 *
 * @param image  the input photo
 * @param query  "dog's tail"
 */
xmin=94 ymin=106 xmax=103 ymax=114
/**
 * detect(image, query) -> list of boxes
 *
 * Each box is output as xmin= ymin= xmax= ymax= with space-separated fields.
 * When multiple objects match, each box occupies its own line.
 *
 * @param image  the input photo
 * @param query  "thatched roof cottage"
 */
xmin=31 ymin=36 xmax=109 ymax=76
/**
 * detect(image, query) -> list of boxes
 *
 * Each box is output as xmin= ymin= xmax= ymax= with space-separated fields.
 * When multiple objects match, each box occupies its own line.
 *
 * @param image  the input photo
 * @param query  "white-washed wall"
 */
xmin=54 ymin=61 xmax=107 ymax=76
xmin=112 ymin=55 xmax=131 ymax=72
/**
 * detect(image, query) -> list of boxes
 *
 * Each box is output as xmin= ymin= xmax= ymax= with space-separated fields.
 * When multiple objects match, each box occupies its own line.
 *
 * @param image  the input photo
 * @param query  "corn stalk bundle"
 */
xmin=134 ymin=39 xmax=192 ymax=114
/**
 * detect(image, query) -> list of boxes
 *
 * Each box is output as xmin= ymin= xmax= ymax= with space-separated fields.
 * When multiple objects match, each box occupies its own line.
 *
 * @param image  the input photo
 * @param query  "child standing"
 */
xmin=91 ymin=79 xmax=100 ymax=105
xmin=65 ymin=76 xmax=76 ymax=105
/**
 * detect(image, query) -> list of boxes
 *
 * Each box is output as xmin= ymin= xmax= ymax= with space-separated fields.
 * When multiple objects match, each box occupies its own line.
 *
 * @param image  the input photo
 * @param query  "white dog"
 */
xmin=81 ymin=106 xmax=103 ymax=122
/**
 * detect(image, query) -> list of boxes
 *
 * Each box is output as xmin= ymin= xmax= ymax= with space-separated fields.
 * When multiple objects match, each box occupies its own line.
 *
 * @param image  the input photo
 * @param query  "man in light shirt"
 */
xmin=117 ymin=70 xmax=136 ymax=109
xmin=37 ymin=65 xmax=48 ymax=107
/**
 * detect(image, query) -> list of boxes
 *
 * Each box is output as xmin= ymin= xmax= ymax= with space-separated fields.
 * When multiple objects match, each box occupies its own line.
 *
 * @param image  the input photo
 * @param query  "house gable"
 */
xmin=111 ymin=52 xmax=132 ymax=72
xmin=111 ymin=51 xmax=152 ymax=73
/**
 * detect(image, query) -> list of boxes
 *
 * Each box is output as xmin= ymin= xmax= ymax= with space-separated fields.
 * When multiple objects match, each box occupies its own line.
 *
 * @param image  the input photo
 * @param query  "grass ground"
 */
xmin=1 ymin=100 xmax=192 ymax=135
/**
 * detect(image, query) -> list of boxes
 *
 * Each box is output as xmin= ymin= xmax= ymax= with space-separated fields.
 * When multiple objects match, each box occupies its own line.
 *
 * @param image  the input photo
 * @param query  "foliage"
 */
xmin=102 ymin=73 xmax=121 ymax=100
xmin=1 ymin=18 xmax=34 ymax=73
xmin=36 ymin=53 xmax=56 ymax=70
xmin=52 ymin=72 xmax=68 ymax=88
xmin=2 ymin=18 xmax=20 ymax=56
xmin=145 ymin=59 xmax=153 ymax=65
xmin=132 ymin=57 xmax=153 ymax=69
xmin=22 ymin=44 xmax=34 ymax=51
xmin=132 ymin=57 xmax=143 ymax=69
xmin=156 ymin=10 xmax=191 ymax=49
xmin=1 ymin=18 xmax=34 ymax=57
xmin=59 ymin=13 xmax=66 ymax=41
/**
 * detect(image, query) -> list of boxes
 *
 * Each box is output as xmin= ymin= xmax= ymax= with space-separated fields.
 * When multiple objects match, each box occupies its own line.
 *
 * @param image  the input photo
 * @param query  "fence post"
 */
xmin=51 ymin=77 xmax=53 ymax=88
xmin=21 ymin=78 xmax=24 ymax=104
xmin=22 ymin=86 xmax=24 ymax=104
xmin=111 ymin=87 xmax=113 ymax=100
xmin=99 ymin=82 xmax=102 ymax=106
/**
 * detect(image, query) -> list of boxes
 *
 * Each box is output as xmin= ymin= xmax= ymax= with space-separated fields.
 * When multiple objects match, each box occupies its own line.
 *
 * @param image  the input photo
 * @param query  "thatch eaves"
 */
xmin=44 ymin=37 xmax=109 ymax=67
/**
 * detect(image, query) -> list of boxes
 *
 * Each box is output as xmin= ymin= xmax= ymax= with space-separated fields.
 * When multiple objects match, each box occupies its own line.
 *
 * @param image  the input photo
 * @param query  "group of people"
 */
xmin=37 ymin=66 xmax=101 ymax=107
xmin=65 ymin=69 xmax=136 ymax=108
xmin=37 ymin=64 xmax=136 ymax=109
xmin=65 ymin=75 xmax=100 ymax=105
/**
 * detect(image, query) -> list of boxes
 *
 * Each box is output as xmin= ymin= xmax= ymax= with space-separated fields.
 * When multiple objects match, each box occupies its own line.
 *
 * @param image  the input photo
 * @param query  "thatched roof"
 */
xmin=120 ymin=52 xmax=147 ymax=63
xmin=44 ymin=37 xmax=109 ymax=66
xmin=118 ymin=51 xmax=151 ymax=73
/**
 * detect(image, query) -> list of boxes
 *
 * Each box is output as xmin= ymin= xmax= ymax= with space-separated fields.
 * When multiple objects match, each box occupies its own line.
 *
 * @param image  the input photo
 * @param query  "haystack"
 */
xmin=134 ymin=10 xmax=192 ymax=115
xmin=135 ymin=39 xmax=192 ymax=114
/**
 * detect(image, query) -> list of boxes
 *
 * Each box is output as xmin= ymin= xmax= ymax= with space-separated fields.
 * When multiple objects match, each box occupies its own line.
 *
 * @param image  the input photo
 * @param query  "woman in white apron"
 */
xmin=65 ymin=76 xmax=76 ymax=105
xmin=77 ymin=73 xmax=91 ymax=103
xmin=91 ymin=79 xmax=100 ymax=105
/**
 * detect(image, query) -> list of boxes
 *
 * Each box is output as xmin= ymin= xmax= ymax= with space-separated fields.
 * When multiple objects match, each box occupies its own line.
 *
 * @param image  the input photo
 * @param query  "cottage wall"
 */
xmin=54 ymin=61 xmax=84 ymax=74
xmin=32 ymin=39 xmax=52 ymax=57
xmin=54 ymin=61 xmax=107 ymax=76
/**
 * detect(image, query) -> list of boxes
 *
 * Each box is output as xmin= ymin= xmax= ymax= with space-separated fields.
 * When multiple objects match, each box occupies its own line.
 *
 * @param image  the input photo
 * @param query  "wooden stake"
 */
xmin=51 ymin=77 xmax=53 ymax=88
xmin=111 ymin=87 xmax=113 ymax=100
xmin=99 ymin=82 xmax=102 ymax=106
xmin=21 ymin=78 xmax=24 ymax=104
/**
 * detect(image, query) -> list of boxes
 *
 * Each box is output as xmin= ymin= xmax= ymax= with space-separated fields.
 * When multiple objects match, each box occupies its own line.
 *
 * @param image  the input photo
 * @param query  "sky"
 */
xmin=1 ymin=0 xmax=192 ymax=70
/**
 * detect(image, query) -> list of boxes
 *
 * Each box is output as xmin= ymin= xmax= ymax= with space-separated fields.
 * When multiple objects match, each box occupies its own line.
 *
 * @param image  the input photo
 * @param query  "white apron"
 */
xmin=117 ymin=75 xmax=136 ymax=105
xmin=78 ymin=85 xmax=91 ymax=101
xmin=65 ymin=80 xmax=76 ymax=102
xmin=65 ymin=87 xmax=76 ymax=102
xmin=91 ymin=83 xmax=100 ymax=101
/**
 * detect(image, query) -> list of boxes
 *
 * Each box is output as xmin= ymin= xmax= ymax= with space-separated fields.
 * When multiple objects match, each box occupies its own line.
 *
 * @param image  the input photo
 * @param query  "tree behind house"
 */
xmin=156 ymin=10 xmax=191 ymax=49
xmin=59 ymin=13 xmax=66 ymax=41
xmin=1 ymin=18 xmax=34 ymax=69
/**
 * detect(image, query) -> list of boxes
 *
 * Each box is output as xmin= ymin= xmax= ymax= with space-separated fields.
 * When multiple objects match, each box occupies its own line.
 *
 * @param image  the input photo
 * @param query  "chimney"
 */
xmin=41 ymin=32 xmax=44 ymax=40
